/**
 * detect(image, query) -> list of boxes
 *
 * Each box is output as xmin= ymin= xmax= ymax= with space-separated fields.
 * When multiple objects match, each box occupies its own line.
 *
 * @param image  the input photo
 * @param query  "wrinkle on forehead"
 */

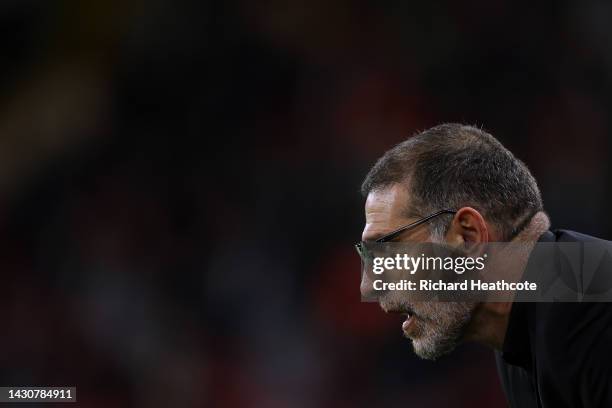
xmin=362 ymin=184 xmax=412 ymax=241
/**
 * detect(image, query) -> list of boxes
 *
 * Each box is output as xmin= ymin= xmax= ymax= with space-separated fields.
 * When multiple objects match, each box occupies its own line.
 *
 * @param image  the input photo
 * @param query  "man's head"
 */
xmin=360 ymin=123 xmax=543 ymax=359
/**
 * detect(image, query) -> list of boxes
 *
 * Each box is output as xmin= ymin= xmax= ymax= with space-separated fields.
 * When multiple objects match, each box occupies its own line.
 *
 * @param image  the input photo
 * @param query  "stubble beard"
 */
xmin=407 ymin=301 xmax=475 ymax=360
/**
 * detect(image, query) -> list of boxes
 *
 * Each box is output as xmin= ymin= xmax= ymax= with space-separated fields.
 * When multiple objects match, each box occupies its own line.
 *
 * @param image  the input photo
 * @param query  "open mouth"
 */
xmin=381 ymin=303 xmax=415 ymax=318
xmin=402 ymin=313 xmax=415 ymax=333
xmin=380 ymin=303 xmax=418 ymax=335
xmin=398 ymin=305 xmax=415 ymax=319
xmin=399 ymin=307 xmax=417 ymax=335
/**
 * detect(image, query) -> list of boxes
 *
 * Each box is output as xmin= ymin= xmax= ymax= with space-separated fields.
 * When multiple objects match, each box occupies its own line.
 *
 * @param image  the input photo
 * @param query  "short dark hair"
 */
xmin=361 ymin=123 xmax=543 ymax=240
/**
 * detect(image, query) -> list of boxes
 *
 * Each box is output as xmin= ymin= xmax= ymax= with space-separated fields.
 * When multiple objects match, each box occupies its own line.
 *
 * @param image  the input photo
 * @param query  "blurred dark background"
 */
xmin=0 ymin=1 xmax=610 ymax=407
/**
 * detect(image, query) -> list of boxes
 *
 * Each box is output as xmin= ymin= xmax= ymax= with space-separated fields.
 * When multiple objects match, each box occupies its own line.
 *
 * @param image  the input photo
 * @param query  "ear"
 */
xmin=445 ymin=207 xmax=490 ymax=245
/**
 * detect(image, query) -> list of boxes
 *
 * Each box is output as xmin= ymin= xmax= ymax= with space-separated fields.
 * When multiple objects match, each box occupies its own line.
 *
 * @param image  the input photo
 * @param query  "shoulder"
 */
xmin=528 ymin=229 xmax=612 ymax=404
xmin=534 ymin=302 xmax=612 ymax=356
xmin=534 ymin=230 xmax=612 ymax=352
xmin=533 ymin=302 xmax=612 ymax=402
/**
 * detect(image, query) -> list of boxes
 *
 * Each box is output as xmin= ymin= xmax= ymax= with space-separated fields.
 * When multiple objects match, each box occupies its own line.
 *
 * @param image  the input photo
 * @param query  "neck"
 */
xmin=464 ymin=211 xmax=551 ymax=350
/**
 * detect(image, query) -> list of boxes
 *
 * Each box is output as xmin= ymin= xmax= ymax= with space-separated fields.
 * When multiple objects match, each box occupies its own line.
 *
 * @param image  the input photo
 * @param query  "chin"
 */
xmin=410 ymin=327 xmax=462 ymax=361
xmin=412 ymin=339 xmax=458 ymax=360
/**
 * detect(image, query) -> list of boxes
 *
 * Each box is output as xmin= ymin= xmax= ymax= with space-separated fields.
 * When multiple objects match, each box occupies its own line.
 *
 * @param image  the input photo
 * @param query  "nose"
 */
xmin=360 ymin=271 xmax=372 ymax=299
xmin=360 ymin=262 xmax=383 ymax=301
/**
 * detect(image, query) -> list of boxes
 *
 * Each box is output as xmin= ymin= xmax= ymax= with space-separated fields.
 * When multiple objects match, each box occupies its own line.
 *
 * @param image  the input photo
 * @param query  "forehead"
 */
xmin=363 ymin=184 xmax=411 ymax=238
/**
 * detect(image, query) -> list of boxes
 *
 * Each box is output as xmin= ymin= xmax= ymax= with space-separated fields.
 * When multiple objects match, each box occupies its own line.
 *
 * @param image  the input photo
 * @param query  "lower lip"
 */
xmin=402 ymin=315 xmax=415 ymax=334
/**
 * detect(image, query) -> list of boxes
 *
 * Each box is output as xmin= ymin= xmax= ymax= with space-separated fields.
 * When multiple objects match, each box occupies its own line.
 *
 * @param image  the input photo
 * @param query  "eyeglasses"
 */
xmin=355 ymin=209 xmax=456 ymax=259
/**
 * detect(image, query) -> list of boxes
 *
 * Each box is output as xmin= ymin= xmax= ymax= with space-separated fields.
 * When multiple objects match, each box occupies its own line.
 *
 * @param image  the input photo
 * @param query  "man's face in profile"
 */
xmin=361 ymin=184 xmax=475 ymax=360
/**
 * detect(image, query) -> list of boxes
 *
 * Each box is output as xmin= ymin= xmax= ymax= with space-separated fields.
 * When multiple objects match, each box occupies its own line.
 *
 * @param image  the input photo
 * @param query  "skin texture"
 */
xmin=361 ymin=183 xmax=513 ymax=359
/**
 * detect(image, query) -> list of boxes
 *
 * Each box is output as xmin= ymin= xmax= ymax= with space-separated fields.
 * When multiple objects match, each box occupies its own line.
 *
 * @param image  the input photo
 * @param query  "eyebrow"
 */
xmin=362 ymin=233 xmax=383 ymax=242
xmin=361 ymin=215 xmax=416 ymax=243
xmin=362 ymin=230 xmax=396 ymax=242
xmin=361 ymin=220 xmax=411 ymax=242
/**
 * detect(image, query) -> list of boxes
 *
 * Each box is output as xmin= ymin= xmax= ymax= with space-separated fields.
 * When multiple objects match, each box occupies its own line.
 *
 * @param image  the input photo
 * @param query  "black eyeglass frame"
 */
xmin=354 ymin=209 xmax=457 ymax=258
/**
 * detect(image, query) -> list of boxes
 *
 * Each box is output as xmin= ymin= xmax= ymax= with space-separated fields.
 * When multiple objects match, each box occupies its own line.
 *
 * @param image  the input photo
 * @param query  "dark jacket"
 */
xmin=496 ymin=230 xmax=612 ymax=408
